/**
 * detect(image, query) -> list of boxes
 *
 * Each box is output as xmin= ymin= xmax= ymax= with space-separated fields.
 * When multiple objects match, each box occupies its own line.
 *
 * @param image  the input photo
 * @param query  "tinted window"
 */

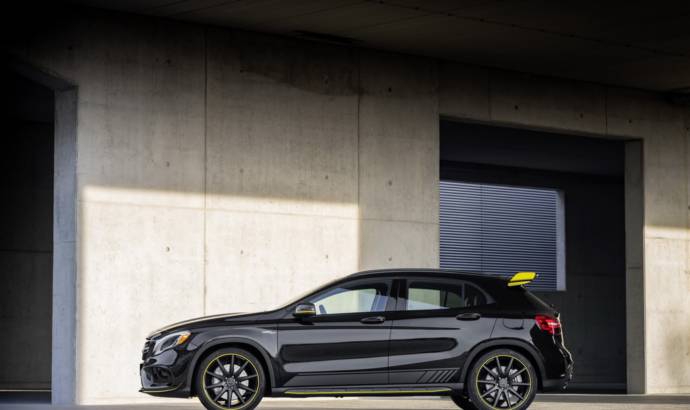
xmin=464 ymin=283 xmax=489 ymax=307
xmin=407 ymin=282 xmax=464 ymax=310
xmin=406 ymin=280 xmax=493 ymax=311
xmin=310 ymin=282 xmax=389 ymax=315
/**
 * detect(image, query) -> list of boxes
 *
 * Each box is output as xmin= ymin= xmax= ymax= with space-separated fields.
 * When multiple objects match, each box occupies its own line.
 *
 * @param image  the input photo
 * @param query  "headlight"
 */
xmin=152 ymin=330 xmax=191 ymax=355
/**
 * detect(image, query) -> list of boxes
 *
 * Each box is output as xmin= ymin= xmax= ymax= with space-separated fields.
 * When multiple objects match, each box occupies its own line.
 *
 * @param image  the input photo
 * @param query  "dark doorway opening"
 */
xmin=440 ymin=120 xmax=626 ymax=391
xmin=0 ymin=66 xmax=54 ymax=398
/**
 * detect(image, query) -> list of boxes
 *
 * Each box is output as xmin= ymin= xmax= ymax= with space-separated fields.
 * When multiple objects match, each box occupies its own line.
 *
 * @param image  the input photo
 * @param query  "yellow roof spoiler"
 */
xmin=508 ymin=271 xmax=537 ymax=287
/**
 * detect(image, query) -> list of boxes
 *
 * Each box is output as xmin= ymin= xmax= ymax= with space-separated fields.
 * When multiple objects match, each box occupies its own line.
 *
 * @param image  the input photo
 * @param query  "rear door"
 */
xmin=388 ymin=276 xmax=497 ymax=385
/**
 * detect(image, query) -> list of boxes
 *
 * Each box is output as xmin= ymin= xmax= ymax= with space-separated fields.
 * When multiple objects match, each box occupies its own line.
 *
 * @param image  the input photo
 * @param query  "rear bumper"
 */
xmin=542 ymin=360 xmax=573 ymax=392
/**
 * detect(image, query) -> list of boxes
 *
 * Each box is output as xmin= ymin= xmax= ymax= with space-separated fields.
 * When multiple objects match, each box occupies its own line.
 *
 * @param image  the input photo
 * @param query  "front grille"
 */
xmin=142 ymin=339 xmax=153 ymax=360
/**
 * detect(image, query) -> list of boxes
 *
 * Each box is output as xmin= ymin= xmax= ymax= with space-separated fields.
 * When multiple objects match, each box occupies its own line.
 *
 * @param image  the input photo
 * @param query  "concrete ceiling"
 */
xmin=70 ymin=0 xmax=690 ymax=93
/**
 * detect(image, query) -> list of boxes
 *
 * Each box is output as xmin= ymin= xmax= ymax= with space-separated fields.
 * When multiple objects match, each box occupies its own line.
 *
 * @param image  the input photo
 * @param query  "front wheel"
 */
xmin=196 ymin=348 xmax=265 ymax=410
xmin=466 ymin=349 xmax=537 ymax=410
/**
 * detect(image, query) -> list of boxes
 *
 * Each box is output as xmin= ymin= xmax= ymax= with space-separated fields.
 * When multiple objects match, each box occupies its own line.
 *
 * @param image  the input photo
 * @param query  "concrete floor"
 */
xmin=2 ymin=395 xmax=690 ymax=410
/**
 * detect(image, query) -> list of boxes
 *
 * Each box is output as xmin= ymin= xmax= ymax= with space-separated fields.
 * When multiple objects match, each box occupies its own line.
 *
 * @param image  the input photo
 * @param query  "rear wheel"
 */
xmin=196 ymin=348 xmax=265 ymax=410
xmin=466 ymin=349 xmax=537 ymax=410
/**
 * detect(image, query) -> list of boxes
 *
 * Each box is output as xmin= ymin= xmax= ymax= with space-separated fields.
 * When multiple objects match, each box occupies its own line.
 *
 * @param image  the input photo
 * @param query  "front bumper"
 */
xmin=139 ymin=340 xmax=195 ymax=397
xmin=140 ymin=366 xmax=188 ymax=397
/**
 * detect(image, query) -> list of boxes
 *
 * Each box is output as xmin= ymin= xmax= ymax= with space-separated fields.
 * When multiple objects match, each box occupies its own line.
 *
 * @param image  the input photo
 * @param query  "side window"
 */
xmin=464 ymin=283 xmax=489 ymax=308
xmin=405 ymin=280 xmax=494 ymax=311
xmin=407 ymin=281 xmax=464 ymax=310
xmin=309 ymin=282 xmax=389 ymax=315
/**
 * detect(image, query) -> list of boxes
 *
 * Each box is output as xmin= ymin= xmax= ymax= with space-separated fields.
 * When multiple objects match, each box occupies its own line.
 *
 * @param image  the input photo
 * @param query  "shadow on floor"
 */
xmin=537 ymin=394 xmax=690 ymax=404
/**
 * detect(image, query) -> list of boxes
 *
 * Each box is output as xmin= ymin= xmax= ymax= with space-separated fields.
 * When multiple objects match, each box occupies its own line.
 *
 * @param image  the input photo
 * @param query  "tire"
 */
xmin=466 ymin=349 xmax=537 ymax=410
xmin=451 ymin=394 xmax=478 ymax=409
xmin=196 ymin=347 xmax=265 ymax=410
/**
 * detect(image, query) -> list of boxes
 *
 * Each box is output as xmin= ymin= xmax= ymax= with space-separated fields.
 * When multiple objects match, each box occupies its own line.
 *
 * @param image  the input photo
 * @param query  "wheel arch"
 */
xmin=187 ymin=337 xmax=276 ymax=397
xmin=460 ymin=338 xmax=546 ymax=391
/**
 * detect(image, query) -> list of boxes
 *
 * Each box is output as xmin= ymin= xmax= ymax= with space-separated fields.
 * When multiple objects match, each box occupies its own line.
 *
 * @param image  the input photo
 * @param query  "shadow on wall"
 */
xmin=7 ymin=8 xmax=438 ymax=402
xmin=39 ymin=8 xmax=438 ymax=332
xmin=69 ymin=28 xmax=439 ymax=394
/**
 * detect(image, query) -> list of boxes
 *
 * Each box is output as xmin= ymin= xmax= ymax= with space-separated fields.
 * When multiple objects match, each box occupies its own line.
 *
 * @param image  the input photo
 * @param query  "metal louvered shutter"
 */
xmin=440 ymin=180 xmax=564 ymax=291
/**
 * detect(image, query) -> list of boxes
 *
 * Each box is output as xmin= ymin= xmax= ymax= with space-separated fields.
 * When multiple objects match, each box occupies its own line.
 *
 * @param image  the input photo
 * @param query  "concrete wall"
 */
xmin=14 ymin=9 xmax=440 ymax=403
xmin=358 ymin=51 xmax=439 ymax=270
xmin=10 ymin=7 xmax=690 ymax=402
xmin=0 ymin=71 xmax=54 ymax=390
xmin=204 ymin=28 xmax=360 ymax=314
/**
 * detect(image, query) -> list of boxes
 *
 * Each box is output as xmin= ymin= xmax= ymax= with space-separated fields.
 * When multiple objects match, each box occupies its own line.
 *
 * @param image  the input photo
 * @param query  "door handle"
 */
xmin=456 ymin=312 xmax=481 ymax=321
xmin=361 ymin=316 xmax=386 ymax=324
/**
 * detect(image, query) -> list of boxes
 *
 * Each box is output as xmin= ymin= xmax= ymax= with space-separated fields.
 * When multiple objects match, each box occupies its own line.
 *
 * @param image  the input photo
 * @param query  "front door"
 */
xmin=277 ymin=278 xmax=394 ymax=387
xmin=388 ymin=277 xmax=497 ymax=385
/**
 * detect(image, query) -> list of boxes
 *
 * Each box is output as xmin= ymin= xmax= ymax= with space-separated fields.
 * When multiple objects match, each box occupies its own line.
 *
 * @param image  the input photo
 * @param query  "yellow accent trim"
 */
xmin=508 ymin=271 xmax=537 ymax=287
xmin=474 ymin=354 xmax=532 ymax=410
xmin=285 ymin=388 xmax=451 ymax=395
xmin=202 ymin=353 xmax=261 ymax=410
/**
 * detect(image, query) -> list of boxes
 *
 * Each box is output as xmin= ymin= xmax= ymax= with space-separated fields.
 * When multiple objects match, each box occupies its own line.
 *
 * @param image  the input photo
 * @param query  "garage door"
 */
xmin=439 ymin=180 xmax=564 ymax=291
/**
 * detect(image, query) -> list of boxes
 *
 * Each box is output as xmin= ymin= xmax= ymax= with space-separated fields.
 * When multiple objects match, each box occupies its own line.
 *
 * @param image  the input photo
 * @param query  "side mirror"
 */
xmin=294 ymin=303 xmax=316 ymax=318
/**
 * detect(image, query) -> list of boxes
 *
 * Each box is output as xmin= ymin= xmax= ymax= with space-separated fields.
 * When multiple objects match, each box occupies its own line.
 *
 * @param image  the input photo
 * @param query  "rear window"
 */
xmin=407 ymin=281 xmax=464 ymax=310
xmin=472 ymin=278 xmax=534 ymax=308
xmin=405 ymin=279 xmax=494 ymax=311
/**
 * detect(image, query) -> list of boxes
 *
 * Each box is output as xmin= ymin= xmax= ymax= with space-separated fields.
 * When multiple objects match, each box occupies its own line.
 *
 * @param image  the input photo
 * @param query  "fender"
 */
xmin=459 ymin=338 xmax=546 ymax=388
xmin=185 ymin=336 xmax=278 ymax=393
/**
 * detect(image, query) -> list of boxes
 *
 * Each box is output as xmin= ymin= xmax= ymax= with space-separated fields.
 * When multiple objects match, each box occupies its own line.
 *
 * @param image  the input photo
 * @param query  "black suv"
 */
xmin=140 ymin=269 xmax=573 ymax=410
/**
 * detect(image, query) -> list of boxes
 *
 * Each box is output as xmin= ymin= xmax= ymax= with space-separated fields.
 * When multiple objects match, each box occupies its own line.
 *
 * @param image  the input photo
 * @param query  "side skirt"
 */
xmin=270 ymin=383 xmax=463 ymax=398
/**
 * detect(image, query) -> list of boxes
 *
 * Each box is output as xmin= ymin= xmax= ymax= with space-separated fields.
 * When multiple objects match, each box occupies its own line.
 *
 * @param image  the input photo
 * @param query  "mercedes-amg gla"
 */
xmin=140 ymin=269 xmax=573 ymax=410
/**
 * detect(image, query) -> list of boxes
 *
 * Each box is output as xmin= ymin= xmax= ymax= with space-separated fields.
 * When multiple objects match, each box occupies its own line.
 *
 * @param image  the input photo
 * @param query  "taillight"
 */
xmin=535 ymin=315 xmax=561 ymax=335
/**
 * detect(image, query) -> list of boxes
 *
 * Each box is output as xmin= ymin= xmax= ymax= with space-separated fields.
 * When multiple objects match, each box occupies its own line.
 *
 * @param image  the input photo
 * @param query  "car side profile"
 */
xmin=140 ymin=269 xmax=573 ymax=410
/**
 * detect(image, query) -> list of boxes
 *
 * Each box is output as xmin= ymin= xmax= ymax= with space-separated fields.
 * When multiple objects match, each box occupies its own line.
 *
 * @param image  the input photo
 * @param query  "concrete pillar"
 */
xmin=608 ymin=89 xmax=690 ymax=394
xmin=52 ymin=87 xmax=78 ymax=404
xmin=8 ymin=59 xmax=79 ymax=404
xmin=624 ymin=140 xmax=645 ymax=393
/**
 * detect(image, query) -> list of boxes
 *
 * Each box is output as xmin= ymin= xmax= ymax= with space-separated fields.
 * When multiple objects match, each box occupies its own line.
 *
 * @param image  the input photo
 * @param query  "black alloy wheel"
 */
xmin=467 ymin=349 xmax=537 ymax=410
xmin=196 ymin=348 xmax=264 ymax=410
